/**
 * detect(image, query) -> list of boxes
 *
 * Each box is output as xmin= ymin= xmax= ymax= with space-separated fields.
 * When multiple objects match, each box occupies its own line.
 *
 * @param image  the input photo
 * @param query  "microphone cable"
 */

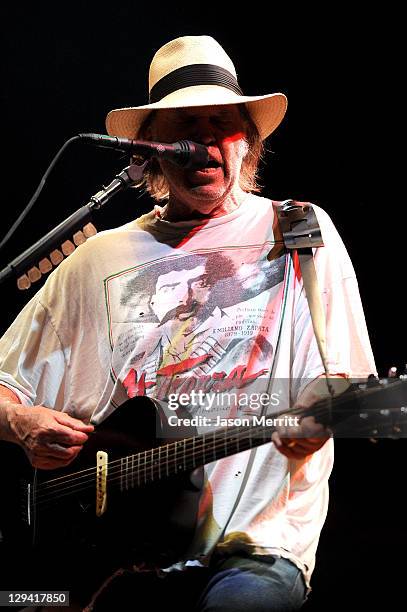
xmin=0 ymin=136 xmax=81 ymax=255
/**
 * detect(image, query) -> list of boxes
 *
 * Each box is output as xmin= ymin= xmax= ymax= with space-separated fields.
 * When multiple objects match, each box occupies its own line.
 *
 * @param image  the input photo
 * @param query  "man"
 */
xmin=0 ymin=36 xmax=375 ymax=611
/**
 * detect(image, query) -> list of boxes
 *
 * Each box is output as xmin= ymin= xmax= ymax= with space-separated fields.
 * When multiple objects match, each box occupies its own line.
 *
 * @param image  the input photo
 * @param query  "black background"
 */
xmin=0 ymin=3 xmax=404 ymax=609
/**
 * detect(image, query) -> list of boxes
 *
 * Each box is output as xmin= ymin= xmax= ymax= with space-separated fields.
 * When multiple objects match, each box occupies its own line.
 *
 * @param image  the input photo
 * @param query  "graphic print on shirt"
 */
xmin=104 ymin=246 xmax=288 ymax=410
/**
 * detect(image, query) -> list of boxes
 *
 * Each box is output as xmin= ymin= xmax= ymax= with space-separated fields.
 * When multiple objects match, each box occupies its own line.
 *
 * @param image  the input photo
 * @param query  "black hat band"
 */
xmin=149 ymin=63 xmax=244 ymax=103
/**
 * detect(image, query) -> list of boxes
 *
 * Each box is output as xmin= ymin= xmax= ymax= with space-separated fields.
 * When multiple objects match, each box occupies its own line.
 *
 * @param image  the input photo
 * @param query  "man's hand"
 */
xmin=272 ymin=375 xmax=349 ymax=459
xmin=272 ymin=415 xmax=330 ymax=459
xmin=6 ymin=403 xmax=94 ymax=469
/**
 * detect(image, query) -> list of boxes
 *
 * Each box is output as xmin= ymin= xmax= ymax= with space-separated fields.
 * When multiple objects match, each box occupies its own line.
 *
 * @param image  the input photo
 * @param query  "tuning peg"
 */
xmin=367 ymin=374 xmax=381 ymax=387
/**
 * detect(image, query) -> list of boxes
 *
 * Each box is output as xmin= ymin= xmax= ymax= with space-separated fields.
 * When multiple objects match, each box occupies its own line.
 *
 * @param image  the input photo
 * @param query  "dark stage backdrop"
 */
xmin=0 ymin=4 xmax=404 ymax=609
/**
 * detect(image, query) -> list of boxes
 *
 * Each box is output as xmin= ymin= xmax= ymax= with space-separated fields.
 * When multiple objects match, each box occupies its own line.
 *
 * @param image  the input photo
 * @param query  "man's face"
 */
xmin=148 ymin=105 xmax=248 ymax=216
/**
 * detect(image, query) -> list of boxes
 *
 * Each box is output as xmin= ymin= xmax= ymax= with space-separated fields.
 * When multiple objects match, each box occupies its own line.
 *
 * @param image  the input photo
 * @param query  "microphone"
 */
xmin=79 ymin=133 xmax=209 ymax=169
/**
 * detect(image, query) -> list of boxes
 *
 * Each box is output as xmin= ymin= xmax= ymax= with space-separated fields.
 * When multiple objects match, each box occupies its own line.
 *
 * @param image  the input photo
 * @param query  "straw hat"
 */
xmin=106 ymin=35 xmax=287 ymax=141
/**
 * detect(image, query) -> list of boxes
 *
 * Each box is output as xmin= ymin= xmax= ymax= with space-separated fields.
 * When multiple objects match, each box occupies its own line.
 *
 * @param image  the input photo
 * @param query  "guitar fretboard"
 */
xmin=116 ymin=421 xmax=276 ymax=491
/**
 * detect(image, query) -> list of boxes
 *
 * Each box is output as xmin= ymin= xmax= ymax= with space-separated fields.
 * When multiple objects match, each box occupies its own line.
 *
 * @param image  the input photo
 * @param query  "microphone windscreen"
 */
xmin=185 ymin=142 xmax=209 ymax=170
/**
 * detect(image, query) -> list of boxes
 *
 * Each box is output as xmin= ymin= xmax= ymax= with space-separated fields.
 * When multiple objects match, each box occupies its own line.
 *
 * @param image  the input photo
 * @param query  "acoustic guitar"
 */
xmin=0 ymin=377 xmax=406 ymax=595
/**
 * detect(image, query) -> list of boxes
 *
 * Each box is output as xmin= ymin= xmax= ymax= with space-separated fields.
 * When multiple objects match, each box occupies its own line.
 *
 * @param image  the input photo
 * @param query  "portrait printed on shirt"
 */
xmin=104 ymin=246 xmax=288 ymax=420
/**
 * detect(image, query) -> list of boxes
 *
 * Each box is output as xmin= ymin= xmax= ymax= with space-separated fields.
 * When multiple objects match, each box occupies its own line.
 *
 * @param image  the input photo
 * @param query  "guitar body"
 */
xmin=0 ymin=397 xmax=203 ymax=595
xmin=1 ymin=377 xmax=406 ymax=601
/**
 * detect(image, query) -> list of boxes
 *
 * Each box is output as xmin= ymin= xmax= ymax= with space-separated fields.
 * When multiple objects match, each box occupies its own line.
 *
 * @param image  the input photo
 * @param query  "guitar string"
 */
xmin=35 ymin=445 xmax=264 ymax=508
xmin=34 ymin=400 xmax=311 ymax=493
xmin=35 ymin=379 xmax=394 ymax=493
xmin=33 ymin=389 xmax=400 ymax=506
xmin=35 ymin=423 xmax=273 ymax=489
xmin=33 ymin=416 xmax=389 ymax=511
xmin=33 ymin=410 xmax=398 ymax=510
xmin=36 ymin=404 xmax=307 ymax=489
xmin=32 ymin=396 xmax=396 ymax=508
xmin=34 ymin=424 xmax=279 ymax=504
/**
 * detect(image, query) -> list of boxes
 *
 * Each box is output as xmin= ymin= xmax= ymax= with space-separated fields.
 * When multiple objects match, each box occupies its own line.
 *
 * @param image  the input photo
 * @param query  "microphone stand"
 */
xmin=0 ymin=161 xmax=148 ymax=287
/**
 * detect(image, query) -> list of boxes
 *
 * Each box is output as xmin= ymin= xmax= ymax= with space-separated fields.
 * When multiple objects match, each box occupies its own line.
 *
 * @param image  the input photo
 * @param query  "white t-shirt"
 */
xmin=0 ymin=194 xmax=376 ymax=587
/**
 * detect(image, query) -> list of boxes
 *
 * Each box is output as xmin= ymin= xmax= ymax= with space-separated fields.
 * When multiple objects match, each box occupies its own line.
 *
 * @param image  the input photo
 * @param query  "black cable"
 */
xmin=0 ymin=135 xmax=81 ymax=254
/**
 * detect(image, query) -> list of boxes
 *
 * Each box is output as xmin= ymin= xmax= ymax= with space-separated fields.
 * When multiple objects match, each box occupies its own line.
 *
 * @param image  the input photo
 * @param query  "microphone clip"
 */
xmin=89 ymin=160 xmax=149 ymax=210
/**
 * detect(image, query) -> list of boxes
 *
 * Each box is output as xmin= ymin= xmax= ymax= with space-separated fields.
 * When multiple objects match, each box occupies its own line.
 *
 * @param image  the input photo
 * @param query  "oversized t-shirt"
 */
xmin=0 ymin=194 xmax=376 ymax=587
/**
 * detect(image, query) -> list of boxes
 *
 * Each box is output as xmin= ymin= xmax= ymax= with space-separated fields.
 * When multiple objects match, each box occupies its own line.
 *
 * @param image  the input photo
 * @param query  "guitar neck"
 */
xmin=113 ymin=420 xmax=277 ymax=490
xmin=112 ymin=378 xmax=407 ymax=489
xmin=37 ymin=379 xmax=406 ymax=499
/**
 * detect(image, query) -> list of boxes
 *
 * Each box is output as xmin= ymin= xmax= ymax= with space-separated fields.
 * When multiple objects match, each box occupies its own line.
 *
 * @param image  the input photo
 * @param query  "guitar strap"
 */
xmin=212 ymin=199 xmax=331 ymax=557
xmin=274 ymin=199 xmax=331 ymax=380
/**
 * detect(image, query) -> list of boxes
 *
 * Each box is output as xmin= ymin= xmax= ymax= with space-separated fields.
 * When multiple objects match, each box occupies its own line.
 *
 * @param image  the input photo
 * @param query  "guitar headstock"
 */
xmin=16 ymin=222 xmax=97 ymax=290
xmin=312 ymin=376 xmax=407 ymax=439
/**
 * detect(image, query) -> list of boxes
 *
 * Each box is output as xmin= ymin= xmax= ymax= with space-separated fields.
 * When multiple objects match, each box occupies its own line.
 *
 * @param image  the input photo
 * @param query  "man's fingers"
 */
xmin=54 ymin=411 xmax=94 ymax=432
xmin=299 ymin=416 xmax=327 ymax=438
xmin=33 ymin=443 xmax=83 ymax=460
xmin=272 ymin=432 xmax=305 ymax=459
xmin=43 ymin=424 xmax=91 ymax=446
xmin=274 ymin=415 xmax=329 ymax=440
xmin=272 ymin=429 xmax=329 ymax=459
xmin=46 ymin=443 xmax=83 ymax=459
xmin=14 ymin=406 xmax=94 ymax=469
xmin=271 ymin=431 xmax=282 ymax=448
xmin=31 ymin=453 xmax=81 ymax=470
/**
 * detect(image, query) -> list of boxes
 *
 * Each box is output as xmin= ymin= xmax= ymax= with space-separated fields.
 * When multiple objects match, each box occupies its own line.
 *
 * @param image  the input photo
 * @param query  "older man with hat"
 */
xmin=0 ymin=35 xmax=375 ymax=611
